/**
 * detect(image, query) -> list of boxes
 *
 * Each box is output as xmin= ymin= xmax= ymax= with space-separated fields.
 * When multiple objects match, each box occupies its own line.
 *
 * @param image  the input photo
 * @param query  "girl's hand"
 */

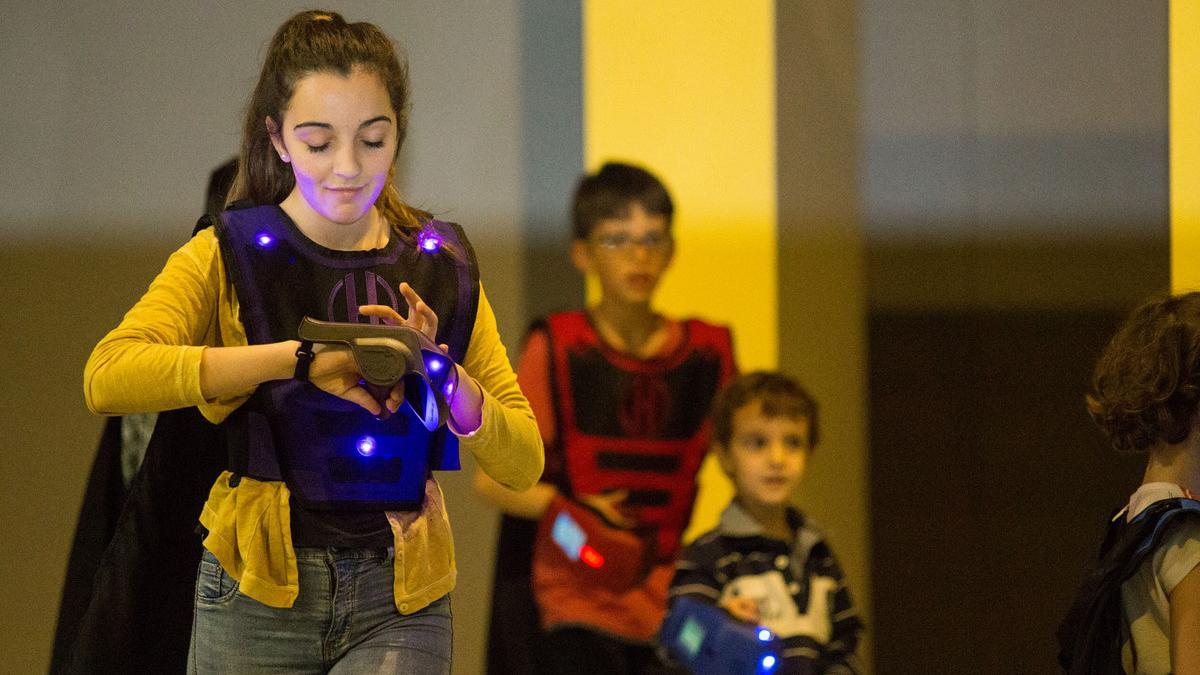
xmin=358 ymin=283 xmax=484 ymax=431
xmin=305 ymin=343 xmax=390 ymax=415
xmin=359 ymin=282 xmax=439 ymax=342
xmin=355 ymin=282 xmax=444 ymax=415
xmin=719 ymin=596 xmax=762 ymax=624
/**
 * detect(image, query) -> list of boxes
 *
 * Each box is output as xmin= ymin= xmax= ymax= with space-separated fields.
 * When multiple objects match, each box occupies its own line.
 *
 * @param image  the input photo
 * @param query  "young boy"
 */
xmin=667 ymin=371 xmax=862 ymax=674
xmin=1058 ymin=293 xmax=1200 ymax=674
xmin=475 ymin=161 xmax=737 ymax=674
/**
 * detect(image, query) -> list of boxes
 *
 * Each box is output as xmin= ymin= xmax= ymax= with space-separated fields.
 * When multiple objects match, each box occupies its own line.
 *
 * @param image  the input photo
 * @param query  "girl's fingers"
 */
xmin=358 ymin=304 xmax=404 ymax=325
xmin=341 ymin=385 xmax=382 ymax=416
xmin=397 ymin=283 xmax=439 ymax=339
xmin=398 ymin=282 xmax=422 ymax=311
xmin=386 ymin=382 xmax=404 ymax=413
xmin=359 ymin=285 xmax=440 ymax=342
xmin=413 ymin=301 xmax=438 ymax=337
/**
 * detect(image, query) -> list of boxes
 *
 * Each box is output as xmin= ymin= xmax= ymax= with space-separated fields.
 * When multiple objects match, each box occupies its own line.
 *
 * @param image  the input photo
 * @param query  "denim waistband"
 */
xmin=293 ymin=546 xmax=395 ymax=562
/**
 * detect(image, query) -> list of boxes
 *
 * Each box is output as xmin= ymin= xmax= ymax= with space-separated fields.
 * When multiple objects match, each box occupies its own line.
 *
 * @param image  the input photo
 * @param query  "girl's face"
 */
xmin=269 ymin=67 xmax=397 ymax=231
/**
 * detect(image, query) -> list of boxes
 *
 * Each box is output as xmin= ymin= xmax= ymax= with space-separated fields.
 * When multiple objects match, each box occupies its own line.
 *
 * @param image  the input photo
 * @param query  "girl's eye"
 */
xmin=363 ymin=139 xmax=385 ymax=149
xmin=306 ymin=143 xmax=330 ymax=153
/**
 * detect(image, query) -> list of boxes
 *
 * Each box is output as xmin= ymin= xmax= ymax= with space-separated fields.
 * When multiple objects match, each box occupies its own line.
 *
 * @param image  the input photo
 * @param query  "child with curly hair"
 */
xmin=1060 ymin=292 xmax=1200 ymax=674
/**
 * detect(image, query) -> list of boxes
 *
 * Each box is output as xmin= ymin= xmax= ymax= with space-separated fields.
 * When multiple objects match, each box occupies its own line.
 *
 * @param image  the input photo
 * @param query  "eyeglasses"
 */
xmin=591 ymin=231 xmax=673 ymax=253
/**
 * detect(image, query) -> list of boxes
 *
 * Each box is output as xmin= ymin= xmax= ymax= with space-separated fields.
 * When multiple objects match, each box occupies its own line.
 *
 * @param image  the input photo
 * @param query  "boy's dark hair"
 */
xmin=571 ymin=161 xmax=674 ymax=240
xmin=710 ymin=371 xmax=819 ymax=449
xmin=1087 ymin=291 xmax=1200 ymax=453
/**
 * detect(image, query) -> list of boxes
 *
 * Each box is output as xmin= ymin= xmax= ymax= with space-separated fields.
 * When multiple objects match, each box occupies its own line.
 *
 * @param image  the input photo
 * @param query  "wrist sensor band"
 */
xmin=294 ymin=340 xmax=316 ymax=381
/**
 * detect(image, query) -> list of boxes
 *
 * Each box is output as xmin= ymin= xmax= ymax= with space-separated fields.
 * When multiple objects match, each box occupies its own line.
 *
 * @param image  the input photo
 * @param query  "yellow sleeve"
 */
xmin=457 ymin=284 xmax=545 ymax=491
xmin=83 ymin=228 xmax=252 ymax=422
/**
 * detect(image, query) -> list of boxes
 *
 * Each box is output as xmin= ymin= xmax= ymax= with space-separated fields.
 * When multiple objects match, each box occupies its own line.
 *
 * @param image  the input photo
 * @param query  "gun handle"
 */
xmin=364 ymin=381 xmax=396 ymax=420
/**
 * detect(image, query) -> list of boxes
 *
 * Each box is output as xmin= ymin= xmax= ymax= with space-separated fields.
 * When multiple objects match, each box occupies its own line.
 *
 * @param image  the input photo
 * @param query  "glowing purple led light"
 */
xmin=444 ymin=381 xmax=455 ymax=397
xmin=425 ymin=357 xmax=444 ymax=374
xmin=356 ymin=436 xmax=377 ymax=457
xmin=417 ymin=231 xmax=442 ymax=252
xmin=255 ymin=231 xmax=275 ymax=248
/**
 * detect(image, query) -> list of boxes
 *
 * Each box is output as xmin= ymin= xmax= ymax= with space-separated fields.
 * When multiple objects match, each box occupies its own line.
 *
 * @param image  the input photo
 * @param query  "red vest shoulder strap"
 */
xmin=545 ymin=310 xmax=596 ymax=348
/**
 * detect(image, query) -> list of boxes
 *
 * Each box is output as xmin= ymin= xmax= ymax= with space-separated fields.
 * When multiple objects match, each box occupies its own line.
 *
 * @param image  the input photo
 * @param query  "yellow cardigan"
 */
xmin=84 ymin=227 xmax=543 ymax=614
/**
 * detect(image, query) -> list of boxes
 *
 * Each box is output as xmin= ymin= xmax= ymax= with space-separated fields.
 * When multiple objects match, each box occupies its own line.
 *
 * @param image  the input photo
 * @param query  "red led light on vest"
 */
xmin=579 ymin=545 xmax=605 ymax=568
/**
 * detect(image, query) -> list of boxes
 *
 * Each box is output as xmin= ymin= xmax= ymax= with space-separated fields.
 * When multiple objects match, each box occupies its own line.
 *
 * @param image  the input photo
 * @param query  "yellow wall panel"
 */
xmin=1174 ymin=0 xmax=1200 ymax=291
xmin=584 ymin=1 xmax=776 ymax=539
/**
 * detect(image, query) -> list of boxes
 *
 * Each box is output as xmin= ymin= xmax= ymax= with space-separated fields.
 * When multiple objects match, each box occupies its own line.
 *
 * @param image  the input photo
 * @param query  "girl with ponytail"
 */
xmin=84 ymin=11 xmax=542 ymax=672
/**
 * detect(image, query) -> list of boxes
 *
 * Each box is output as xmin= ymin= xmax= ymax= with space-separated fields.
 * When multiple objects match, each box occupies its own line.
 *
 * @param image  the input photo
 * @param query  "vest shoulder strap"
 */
xmin=1057 ymin=497 xmax=1200 ymax=673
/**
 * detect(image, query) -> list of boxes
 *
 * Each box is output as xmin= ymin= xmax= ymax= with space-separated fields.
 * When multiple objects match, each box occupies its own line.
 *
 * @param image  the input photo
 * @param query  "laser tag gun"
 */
xmin=661 ymin=597 xmax=784 ymax=675
xmin=297 ymin=316 xmax=459 ymax=427
xmin=533 ymin=495 xmax=652 ymax=593
xmin=272 ymin=317 xmax=462 ymax=511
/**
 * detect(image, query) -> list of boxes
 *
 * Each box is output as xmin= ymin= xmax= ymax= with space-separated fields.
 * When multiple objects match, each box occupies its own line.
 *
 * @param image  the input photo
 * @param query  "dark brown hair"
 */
xmin=226 ymin=10 xmax=429 ymax=231
xmin=710 ymin=371 xmax=819 ymax=449
xmin=1087 ymin=292 xmax=1200 ymax=453
xmin=571 ymin=162 xmax=674 ymax=240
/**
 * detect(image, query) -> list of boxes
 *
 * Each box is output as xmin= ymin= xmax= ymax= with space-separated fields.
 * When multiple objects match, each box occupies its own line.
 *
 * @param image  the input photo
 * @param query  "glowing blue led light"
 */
xmin=417 ymin=231 xmax=442 ymax=252
xmin=356 ymin=436 xmax=377 ymax=457
xmin=444 ymin=381 xmax=455 ymax=397
xmin=760 ymin=655 xmax=777 ymax=672
xmin=757 ymin=628 xmax=773 ymax=642
xmin=425 ymin=356 xmax=444 ymax=374
xmin=254 ymin=231 xmax=275 ymax=248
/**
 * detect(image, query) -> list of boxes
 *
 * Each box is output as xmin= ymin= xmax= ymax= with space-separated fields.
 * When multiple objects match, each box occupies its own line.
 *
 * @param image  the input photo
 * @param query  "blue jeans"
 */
xmin=188 ymin=547 xmax=452 ymax=674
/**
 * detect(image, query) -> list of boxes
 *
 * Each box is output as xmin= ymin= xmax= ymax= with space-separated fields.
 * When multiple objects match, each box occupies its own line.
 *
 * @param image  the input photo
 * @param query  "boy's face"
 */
xmin=717 ymin=400 xmax=810 ymax=511
xmin=571 ymin=202 xmax=673 ymax=306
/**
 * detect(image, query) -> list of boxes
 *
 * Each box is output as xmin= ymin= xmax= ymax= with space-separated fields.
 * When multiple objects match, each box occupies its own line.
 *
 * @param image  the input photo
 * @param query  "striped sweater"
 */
xmin=667 ymin=501 xmax=863 ymax=674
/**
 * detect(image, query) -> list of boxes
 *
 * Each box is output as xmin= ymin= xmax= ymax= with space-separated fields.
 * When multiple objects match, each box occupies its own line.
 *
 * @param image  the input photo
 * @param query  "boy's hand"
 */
xmin=719 ymin=596 xmax=761 ymax=624
xmin=579 ymin=490 xmax=636 ymax=529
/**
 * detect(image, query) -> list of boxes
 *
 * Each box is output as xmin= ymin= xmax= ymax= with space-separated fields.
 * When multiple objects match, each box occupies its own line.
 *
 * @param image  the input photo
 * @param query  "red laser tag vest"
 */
xmin=545 ymin=311 xmax=735 ymax=559
xmin=212 ymin=205 xmax=479 ymax=511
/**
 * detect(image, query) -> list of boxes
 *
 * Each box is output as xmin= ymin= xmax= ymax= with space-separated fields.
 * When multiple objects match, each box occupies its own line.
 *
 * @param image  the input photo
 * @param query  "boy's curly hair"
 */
xmin=1087 ymin=292 xmax=1200 ymax=453
xmin=710 ymin=371 xmax=818 ymax=449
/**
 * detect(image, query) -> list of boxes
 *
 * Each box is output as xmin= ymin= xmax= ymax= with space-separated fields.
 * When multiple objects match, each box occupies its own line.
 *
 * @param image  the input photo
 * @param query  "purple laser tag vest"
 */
xmin=212 ymin=205 xmax=479 ymax=511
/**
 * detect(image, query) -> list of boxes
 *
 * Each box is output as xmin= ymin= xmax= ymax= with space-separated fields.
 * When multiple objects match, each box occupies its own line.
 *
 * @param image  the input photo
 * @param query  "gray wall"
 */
xmin=0 ymin=2 xmax=531 ymax=673
xmin=863 ymin=0 xmax=1167 ymax=313
xmin=861 ymin=1 xmax=1167 ymax=671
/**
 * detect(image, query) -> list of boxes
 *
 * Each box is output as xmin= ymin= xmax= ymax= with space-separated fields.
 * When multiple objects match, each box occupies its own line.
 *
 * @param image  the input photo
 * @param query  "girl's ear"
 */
xmin=265 ymin=116 xmax=289 ymax=162
xmin=570 ymin=239 xmax=592 ymax=275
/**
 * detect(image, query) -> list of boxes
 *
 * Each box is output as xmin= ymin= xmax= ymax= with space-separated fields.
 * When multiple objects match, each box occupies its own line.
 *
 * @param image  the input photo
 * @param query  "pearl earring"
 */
xmin=280 ymin=153 xmax=290 ymax=162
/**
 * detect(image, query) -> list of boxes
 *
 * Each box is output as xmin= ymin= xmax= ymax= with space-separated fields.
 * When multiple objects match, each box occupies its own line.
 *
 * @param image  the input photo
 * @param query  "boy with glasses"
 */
xmin=476 ymin=162 xmax=737 ymax=674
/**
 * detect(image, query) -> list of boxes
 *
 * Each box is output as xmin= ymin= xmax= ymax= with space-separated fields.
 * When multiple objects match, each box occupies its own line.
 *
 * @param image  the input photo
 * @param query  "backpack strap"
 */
xmin=1057 ymin=498 xmax=1200 ymax=673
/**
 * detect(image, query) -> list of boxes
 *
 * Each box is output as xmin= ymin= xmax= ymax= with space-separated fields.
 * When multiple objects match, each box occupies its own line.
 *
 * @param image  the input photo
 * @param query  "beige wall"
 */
xmin=776 ymin=2 xmax=872 ymax=668
xmin=1 ymin=243 xmax=175 ymax=673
